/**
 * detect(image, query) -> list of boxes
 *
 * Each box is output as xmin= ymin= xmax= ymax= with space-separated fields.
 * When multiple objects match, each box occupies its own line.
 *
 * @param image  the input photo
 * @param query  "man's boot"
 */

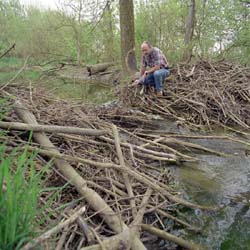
xmin=157 ymin=90 xmax=163 ymax=96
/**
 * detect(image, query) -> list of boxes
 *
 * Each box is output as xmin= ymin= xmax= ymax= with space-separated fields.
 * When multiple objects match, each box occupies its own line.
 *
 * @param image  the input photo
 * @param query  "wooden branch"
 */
xmin=21 ymin=206 xmax=86 ymax=250
xmin=141 ymin=224 xmax=201 ymax=250
xmin=14 ymin=100 xmax=146 ymax=250
xmin=0 ymin=121 xmax=107 ymax=137
xmin=12 ymin=142 xmax=214 ymax=211
xmin=147 ymin=205 xmax=200 ymax=232
xmin=112 ymin=124 xmax=137 ymax=219
xmin=77 ymin=217 xmax=95 ymax=245
xmin=80 ymin=229 xmax=130 ymax=250
xmin=0 ymin=43 xmax=15 ymax=59
xmin=100 ymin=136 xmax=178 ymax=163
xmin=130 ymin=188 xmax=153 ymax=238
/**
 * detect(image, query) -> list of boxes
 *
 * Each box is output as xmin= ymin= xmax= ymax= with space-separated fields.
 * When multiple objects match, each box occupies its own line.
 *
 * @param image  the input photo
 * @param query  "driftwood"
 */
xmin=13 ymin=100 xmax=147 ymax=250
xmin=0 ymin=85 xmax=235 ymax=249
xmin=86 ymin=62 xmax=114 ymax=76
xmin=112 ymin=124 xmax=137 ymax=219
xmin=141 ymin=224 xmax=201 ymax=250
xmin=0 ymin=121 xmax=107 ymax=137
xmin=120 ymin=60 xmax=250 ymax=130
xmin=80 ymin=230 xmax=130 ymax=250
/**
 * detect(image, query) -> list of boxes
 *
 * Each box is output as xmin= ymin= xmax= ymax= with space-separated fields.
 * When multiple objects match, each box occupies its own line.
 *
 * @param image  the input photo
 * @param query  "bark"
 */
xmin=0 ymin=121 xmax=107 ymax=137
xmin=86 ymin=62 xmax=114 ymax=76
xmin=112 ymin=125 xmax=137 ymax=219
xmin=14 ymin=100 xmax=147 ymax=250
xmin=80 ymin=230 xmax=130 ymax=250
xmin=183 ymin=0 xmax=196 ymax=62
xmin=119 ymin=0 xmax=137 ymax=74
xmin=103 ymin=1 xmax=115 ymax=62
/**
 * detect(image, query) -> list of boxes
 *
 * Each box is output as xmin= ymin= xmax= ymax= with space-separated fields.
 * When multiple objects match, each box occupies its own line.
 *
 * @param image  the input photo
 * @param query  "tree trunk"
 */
xmin=183 ymin=0 xmax=196 ymax=62
xmin=103 ymin=1 xmax=115 ymax=62
xmin=119 ymin=0 xmax=137 ymax=74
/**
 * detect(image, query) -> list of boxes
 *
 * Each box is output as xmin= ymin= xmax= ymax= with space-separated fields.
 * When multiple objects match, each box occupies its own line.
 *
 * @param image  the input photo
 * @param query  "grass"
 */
xmin=0 ymin=143 xmax=53 ymax=250
xmin=0 ymin=57 xmax=41 ymax=84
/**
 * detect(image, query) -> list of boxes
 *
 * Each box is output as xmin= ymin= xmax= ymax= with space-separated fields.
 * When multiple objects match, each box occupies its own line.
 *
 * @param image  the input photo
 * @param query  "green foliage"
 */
xmin=0 ymin=57 xmax=40 ymax=84
xmin=0 ymin=0 xmax=250 ymax=66
xmin=0 ymin=146 xmax=44 ymax=249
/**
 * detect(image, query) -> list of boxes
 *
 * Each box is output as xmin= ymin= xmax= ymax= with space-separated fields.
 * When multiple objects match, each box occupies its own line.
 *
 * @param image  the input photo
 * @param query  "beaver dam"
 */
xmin=1 ymin=60 xmax=250 ymax=250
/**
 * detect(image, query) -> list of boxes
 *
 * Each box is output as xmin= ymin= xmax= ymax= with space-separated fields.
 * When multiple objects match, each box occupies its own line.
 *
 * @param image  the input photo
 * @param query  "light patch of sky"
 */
xmin=19 ymin=0 xmax=59 ymax=9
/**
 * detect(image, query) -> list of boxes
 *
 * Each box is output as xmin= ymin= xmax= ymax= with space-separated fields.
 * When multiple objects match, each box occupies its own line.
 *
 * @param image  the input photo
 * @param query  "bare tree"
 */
xmin=119 ymin=0 xmax=137 ymax=74
xmin=183 ymin=0 xmax=196 ymax=62
xmin=56 ymin=0 xmax=108 ymax=65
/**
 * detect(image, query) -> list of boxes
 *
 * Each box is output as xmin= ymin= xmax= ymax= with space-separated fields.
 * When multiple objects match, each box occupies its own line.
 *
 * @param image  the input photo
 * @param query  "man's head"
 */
xmin=141 ymin=41 xmax=152 ymax=56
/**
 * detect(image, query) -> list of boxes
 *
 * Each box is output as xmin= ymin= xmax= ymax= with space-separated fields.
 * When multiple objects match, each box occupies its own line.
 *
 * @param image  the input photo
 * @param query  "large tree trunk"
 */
xmin=103 ymin=1 xmax=115 ymax=62
xmin=119 ymin=0 xmax=137 ymax=74
xmin=183 ymin=0 xmax=196 ymax=62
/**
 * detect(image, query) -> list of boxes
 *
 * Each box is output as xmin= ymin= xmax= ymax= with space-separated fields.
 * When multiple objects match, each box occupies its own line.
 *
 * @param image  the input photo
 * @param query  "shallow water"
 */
xmin=177 ymin=136 xmax=250 ymax=250
xmin=40 ymin=77 xmax=115 ymax=104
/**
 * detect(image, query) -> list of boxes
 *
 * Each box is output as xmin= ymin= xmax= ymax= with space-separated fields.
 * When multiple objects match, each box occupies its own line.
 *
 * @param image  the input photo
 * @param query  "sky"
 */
xmin=19 ymin=0 xmax=58 ymax=9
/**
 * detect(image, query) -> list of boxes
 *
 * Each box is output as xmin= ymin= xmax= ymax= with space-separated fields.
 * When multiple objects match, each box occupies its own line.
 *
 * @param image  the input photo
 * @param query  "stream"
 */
xmin=158 ymin=121 xmax=250 ymax=250
xmin=46 ymin=80 xmax=250 ymax=250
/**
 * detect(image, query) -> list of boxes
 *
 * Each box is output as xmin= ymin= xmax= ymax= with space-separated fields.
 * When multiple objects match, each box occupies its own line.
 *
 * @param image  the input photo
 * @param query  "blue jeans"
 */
xmin=144 ymin=68 xmax=170 ymax=91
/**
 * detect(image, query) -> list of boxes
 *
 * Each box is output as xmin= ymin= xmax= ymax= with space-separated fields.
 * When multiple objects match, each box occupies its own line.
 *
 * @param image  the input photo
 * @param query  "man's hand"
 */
xmin=130 ymin=79 xmax=139 ymax=87
xmin=143 ymin=71 xmax=149 ymax=78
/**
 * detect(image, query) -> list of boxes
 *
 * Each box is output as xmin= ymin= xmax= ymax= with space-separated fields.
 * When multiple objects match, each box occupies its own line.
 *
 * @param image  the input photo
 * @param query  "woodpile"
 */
xmin=120 ymin=60 xmax=250 ymax=130
xmin=1 ymin=77 xmax=248 ymax=249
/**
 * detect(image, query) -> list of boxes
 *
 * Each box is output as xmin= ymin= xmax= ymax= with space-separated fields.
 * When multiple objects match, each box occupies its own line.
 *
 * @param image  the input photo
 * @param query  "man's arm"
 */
xmin=145 ymin=64 xmax=160 ymax=75
xmin=140 ymin=66 xmax=146 ymax=76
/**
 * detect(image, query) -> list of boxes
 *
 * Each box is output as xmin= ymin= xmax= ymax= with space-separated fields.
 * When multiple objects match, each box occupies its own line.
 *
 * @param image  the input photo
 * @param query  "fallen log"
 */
xmin=0 ymin=121 xmax=107 ymax=137
xmin=86 ymin=62 xmax=114 ymax=76
xmin=14 ymin=100 xmax=147 ymax=250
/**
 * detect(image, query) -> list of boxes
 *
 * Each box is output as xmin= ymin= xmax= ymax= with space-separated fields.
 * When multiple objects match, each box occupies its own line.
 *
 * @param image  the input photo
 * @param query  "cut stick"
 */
xmin=141 ymin=224 xmax=201 ymax=250
xmin=130 ymin=188 xmax=153 ymax=238
xmin=100 ymin=136 xmax=178 ymax=163
xmin=0 ymin=121 xmax=107 ymax=137
xmin=80 ymin=229 xmax=130 ymax=250
xmin=21 ymin=206 xmax=86 ymax=250
xmin=112 ymin=124 xmax=137 ymax=219
xmin=9 ymin=143 xmax=215 ymax=211
xmin=14 ymin=100 xmax=147 ymax=250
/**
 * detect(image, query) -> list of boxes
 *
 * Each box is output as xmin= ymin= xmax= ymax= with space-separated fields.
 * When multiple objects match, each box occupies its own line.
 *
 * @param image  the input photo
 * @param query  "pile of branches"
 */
xmin=1 ymin=86 xmax=241 ymax=250
xmin=120 ymin=60 xmax=250 ymax=130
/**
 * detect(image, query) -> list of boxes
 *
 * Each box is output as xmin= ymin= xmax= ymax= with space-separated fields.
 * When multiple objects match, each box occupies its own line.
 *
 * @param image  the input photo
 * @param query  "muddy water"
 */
xmin=178 ymin=137 xmax=250 ymax=250
xmin=40 ymin=78 xmax=115 ymax=104
xmin=159 ymin=123 xmax=250 ymax=250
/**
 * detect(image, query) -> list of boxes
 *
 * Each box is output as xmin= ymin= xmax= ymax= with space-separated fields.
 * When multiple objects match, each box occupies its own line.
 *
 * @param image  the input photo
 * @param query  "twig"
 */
xmin=21 ymin=206 xmax=86 ymax=250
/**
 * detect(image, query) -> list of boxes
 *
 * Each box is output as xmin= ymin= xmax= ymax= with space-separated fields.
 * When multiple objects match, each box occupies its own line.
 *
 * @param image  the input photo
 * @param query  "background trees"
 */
xmin=0 ymin=0 xmax=249 ymax=66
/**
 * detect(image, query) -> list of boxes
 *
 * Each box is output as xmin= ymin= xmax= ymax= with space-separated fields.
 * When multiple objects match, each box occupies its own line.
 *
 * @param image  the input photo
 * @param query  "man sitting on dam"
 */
xmin=131 ymin=41 xmax=170 ymax=96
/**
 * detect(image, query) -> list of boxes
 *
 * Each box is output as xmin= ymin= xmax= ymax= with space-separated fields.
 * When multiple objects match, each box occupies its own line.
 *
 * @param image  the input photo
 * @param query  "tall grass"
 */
xmin=0 ymin=145 xmax=49 ymax=250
